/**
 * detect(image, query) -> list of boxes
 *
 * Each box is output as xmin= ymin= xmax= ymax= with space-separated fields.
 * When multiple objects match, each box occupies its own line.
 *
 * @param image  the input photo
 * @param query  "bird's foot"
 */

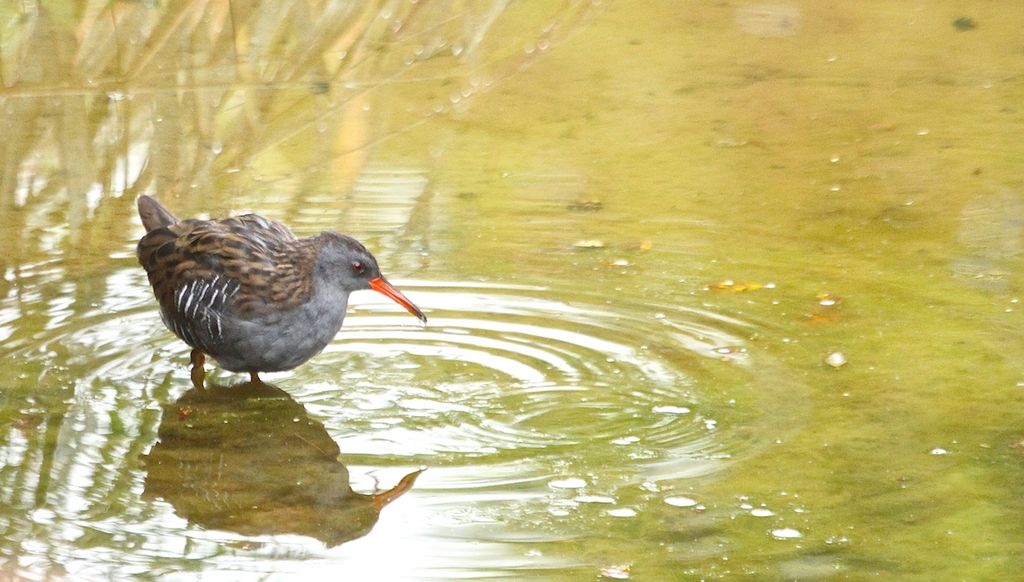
xmin=190 ymin=349 xmax=207 ymax=389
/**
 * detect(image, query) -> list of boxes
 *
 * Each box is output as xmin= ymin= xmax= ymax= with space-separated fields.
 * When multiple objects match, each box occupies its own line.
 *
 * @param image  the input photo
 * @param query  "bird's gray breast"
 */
xmin=212 ymin=285 xmax=350 ymax=372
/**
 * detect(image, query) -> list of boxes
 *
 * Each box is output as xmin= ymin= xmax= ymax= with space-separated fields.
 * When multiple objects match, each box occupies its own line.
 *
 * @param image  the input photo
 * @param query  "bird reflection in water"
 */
xmin=142 ymin=379 xmax=422 ymax=547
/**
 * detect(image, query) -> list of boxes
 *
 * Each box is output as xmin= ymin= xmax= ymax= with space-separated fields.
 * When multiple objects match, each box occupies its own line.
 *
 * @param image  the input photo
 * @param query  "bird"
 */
xmin=135 ymin=195 xmax=426 ymax=385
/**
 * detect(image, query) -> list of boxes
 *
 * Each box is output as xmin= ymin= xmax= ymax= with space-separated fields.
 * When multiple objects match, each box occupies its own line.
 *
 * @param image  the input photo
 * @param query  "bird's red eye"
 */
xmin=351 ymin=260 xmax=365 ymax=274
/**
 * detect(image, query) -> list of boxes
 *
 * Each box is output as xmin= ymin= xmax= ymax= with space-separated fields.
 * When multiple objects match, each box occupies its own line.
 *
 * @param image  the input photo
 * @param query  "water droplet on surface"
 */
xmin=930 ymin=448 xmax=948 ymax=456
xmin=751 ymin=508 xmax=775 ymax=517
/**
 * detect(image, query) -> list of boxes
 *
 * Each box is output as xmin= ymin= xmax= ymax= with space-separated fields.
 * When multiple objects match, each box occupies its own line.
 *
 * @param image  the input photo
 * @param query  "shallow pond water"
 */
xmin=2 ymin=1 xmax=1024 ymax=580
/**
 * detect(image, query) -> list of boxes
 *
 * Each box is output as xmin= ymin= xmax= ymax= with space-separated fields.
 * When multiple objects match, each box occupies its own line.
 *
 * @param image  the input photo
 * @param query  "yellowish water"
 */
xmin=2 ymin=1 xmax=1023 ymax=579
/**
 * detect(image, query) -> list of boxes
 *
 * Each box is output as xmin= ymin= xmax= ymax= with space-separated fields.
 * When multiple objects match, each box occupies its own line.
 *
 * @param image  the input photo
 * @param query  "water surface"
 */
xmin=2 ymin=1 xmax=1024 ymax=580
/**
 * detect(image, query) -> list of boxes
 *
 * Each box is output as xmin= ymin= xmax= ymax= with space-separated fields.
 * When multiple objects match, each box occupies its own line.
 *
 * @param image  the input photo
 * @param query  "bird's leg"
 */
xmin=190 ymin=349 xmax=206 ymax=389
xmin=249 ymin=371 xmax=262 ymax=384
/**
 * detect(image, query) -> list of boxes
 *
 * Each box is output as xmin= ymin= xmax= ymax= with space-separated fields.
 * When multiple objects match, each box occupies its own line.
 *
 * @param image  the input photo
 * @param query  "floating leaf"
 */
xmin=705 ymin=280 xmax=763 ymax=292
xmin=805 ymin=312 xmax=841 ymax=324
xmin=952 ymin=16 xmax=977 ymax=31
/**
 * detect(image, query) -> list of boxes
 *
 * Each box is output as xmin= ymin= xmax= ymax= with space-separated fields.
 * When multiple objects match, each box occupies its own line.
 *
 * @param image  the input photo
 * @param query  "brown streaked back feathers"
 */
xmin=136 ymin=197 xmax=324 ymax=317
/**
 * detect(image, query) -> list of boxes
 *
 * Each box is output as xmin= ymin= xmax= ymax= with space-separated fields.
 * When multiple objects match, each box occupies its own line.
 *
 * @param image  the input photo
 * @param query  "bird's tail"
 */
xmin=137 ymin=195 xmax=179 ymax=231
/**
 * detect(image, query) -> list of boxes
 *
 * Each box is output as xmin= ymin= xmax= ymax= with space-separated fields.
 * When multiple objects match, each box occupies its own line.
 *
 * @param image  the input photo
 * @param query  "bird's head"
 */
xmin=317 ymin=232 xmax=426 ymax=323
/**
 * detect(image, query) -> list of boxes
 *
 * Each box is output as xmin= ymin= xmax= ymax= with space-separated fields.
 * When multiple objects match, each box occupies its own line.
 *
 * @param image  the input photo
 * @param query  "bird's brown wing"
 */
xmin=137 ymin=215 xmax=318 ymax=342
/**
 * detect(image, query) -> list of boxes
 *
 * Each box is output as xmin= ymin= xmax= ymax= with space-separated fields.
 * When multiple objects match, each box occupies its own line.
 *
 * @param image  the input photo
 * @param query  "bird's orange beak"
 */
xmin=369 ymin=277 xmax=427 ymax=323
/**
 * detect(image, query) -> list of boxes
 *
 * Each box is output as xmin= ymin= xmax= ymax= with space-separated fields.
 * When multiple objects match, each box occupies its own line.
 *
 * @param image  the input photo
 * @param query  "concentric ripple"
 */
xmin=1 ymin=261 xmax=804 ymax=578
xmin=3 ymin=263 xmax=796 ymax=490
xmin=286 ymin=280 xmax=791 ymax=483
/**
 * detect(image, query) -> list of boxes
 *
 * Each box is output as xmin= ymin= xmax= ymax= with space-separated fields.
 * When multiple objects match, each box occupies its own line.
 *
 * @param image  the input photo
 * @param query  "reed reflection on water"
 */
xmin=0 ymin=0 xmax=598 ymax=268
xmin=0 ymin=2 xmax=606 ymax=579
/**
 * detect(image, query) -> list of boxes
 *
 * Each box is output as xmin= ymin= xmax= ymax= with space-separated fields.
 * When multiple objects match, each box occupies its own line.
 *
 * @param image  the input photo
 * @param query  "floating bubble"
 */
xmin=606 ymin=507 xmax=637 ymax=518
xmin=600 ymin=564 xmax=631 ymax=579
xmin=575 ymin=495 xmax=616 ymax=504
xmin=825 ymin=352 xmax=847 ymax=368
xmin=652 ymin=405 xmax=691 ymax=415
xmin=549 ymin=477 xmax=587 ymax=489
xmin=771 ymin=527 xmax=803 ymax=540
xmin=664 ymin=496 xmax=698 ymax=508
